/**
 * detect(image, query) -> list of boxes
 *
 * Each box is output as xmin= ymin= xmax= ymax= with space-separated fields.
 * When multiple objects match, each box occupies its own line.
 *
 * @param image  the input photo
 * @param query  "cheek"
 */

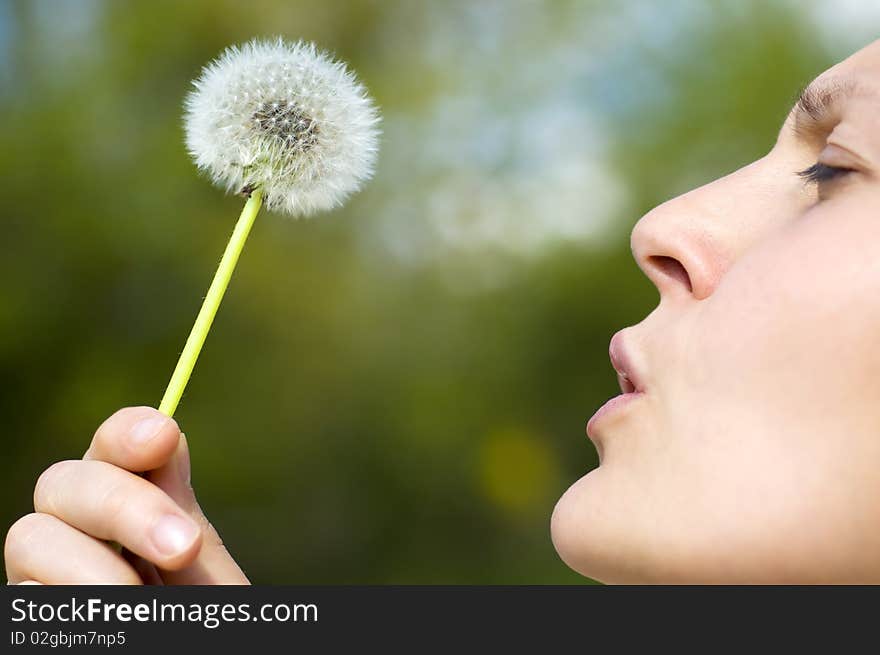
xmin=691 ymin=200 xmax=880 ymax=440
xmin=659 ymin=202 xmax=880 ymax=565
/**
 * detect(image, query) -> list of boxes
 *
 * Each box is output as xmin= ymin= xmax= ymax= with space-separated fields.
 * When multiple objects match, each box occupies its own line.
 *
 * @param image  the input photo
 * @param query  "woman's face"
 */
xmin=551 ymin=39 xmax=880 ymax=583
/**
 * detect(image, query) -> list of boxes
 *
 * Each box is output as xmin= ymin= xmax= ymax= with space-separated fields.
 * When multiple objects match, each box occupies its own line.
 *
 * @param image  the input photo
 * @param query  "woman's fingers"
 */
xmin=5 ymin=513 xmax=141 ymax=584
xmin=84 ymin=406 xmax=181 ymax=472
xmin=79 ymin=407 xmax=247 ymax=583
xmin=33 ymin=459 xmax=202 ymax=571
xmin=4 ymin=407 xmax=247 ymax=586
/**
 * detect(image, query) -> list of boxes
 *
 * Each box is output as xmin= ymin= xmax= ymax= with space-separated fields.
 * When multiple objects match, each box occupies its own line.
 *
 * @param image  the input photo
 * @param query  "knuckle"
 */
xmin=5 ymin=513 xmax=51 ymax=564
xmin=33 ymin=460 xmax=78 ymax=511
xmin=96 ymin=472 xmax=169 ymax=539
xmin=94 ymin=474 xmax=135 ymax=527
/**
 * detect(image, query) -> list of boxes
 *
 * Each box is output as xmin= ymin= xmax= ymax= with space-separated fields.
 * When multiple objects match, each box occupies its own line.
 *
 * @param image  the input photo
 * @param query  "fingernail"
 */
xmin=130 ymin=415 xmax=168 ymax=445
xmin=151 ymin=515 xmax=199 ymax=557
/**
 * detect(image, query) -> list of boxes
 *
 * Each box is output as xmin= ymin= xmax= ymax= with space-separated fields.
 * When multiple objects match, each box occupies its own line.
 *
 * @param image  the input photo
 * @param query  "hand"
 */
xmin=4 ymin=407 xmax=249 ymax=584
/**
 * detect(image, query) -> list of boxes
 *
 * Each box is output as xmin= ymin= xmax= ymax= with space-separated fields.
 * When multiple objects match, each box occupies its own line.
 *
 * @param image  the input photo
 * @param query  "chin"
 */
xmin=550 ymin=466 xmax=715 ymax=585
xmin=551 ymin=468 xmax=853 ymax=584
xmin=550 ymin=468 xmax=639 ymax=584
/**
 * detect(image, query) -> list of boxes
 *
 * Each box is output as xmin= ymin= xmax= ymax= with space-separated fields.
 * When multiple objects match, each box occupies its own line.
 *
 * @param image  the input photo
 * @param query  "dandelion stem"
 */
xmin=158 ymin=187 xmax=264 ymax=417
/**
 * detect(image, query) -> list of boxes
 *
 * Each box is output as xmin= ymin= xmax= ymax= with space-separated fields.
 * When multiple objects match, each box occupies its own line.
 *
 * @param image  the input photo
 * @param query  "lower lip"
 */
xmin=586 ymin=391 xmax=644 ymax=438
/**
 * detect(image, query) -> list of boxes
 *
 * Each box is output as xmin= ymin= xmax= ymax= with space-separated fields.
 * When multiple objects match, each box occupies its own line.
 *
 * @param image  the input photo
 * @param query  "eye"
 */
xmin=796 ymin=162 xmax=854 ymax=185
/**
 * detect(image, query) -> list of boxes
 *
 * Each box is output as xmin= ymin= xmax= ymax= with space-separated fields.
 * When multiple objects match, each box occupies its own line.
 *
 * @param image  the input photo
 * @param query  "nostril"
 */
xmin=647 ymin=255 xmax=692 ymax=293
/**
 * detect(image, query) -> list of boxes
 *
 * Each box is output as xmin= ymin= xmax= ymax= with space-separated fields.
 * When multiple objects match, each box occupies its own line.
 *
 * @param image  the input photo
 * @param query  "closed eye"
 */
xmin=796 ymin=162 xmax=854 ymax=184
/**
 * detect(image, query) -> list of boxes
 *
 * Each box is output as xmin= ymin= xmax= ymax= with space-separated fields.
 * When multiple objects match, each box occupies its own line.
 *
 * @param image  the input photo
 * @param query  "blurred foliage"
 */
xmin=0 ymin=0 xmax=850 ymax=582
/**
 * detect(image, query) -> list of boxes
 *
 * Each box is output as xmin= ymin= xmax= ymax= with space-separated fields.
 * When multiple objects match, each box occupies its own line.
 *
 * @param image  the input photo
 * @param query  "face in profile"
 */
xmin=551 ymin=39 xmax=880 ymax=583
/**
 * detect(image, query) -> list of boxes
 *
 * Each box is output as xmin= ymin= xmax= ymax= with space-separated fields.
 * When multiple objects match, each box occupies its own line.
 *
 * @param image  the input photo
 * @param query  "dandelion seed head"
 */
xmin=184 ymin=38 xmax=381 ymax=216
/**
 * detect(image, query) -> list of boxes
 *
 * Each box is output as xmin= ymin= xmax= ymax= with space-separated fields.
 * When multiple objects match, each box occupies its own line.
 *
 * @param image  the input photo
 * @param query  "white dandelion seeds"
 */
xmin=184 ymin=38 xmax=380 ymax=216
xmin=158 ymin=39 xmax=381 ymax=418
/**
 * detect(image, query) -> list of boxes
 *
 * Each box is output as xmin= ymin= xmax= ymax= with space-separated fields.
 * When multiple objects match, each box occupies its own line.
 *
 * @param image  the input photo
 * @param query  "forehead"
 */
xmin=819 ymin=39 xmax=880 ymax=83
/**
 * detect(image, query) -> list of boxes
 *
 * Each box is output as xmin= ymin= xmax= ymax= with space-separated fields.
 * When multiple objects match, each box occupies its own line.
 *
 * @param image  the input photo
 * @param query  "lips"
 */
xmin=609 ymin=330 xmax=644 ymax=394
xmin=586 ymin=330 xmax=646 ymax=442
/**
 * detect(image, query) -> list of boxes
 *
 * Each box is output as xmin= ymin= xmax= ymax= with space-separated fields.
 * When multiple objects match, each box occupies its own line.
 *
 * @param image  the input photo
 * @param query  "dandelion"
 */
xmin=159 ymin=38 xmax=380 ymax=417
xmin=184 ymin=38 xmax=380 ymax=216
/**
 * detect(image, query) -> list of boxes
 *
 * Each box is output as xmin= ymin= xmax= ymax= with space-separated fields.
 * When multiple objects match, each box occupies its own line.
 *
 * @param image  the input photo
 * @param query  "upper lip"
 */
xmin=609 ymin=330 xmax=645 ymax=395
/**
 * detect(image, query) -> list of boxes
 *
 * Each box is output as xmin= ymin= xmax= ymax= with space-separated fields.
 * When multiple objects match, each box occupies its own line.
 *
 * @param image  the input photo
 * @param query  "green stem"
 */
xmin=158 ymin=187 xmax=264 ymax=417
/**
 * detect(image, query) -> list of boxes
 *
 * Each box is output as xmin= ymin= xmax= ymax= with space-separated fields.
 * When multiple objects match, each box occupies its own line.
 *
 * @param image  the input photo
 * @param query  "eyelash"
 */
xmin=796 ymin=162 xmax=853 ymax=185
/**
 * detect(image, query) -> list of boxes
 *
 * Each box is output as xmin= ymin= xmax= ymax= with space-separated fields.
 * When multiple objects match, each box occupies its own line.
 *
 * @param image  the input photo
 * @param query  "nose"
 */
xmin=629 ymin=152 xmax=801 ymax=302
xmin=630 ymin=182 xmax=738 ymax=302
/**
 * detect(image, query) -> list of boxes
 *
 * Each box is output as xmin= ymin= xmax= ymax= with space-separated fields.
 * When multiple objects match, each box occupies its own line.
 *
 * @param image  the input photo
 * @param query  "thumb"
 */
xmin=147 ymin=433 xmax=250 ymax=585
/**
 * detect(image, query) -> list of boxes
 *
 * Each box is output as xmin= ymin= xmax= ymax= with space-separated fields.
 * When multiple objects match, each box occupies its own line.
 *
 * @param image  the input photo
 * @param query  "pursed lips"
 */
xmin=609 ymin=330 xmax=645 ymax=395
xmin=586 ymin=330 xmax=647 ymax=446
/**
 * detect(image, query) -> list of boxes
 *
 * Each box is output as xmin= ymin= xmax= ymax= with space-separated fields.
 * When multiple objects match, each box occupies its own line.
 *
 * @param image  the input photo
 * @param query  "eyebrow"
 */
xmin=794 ymin=77 xmax=875 ymax=125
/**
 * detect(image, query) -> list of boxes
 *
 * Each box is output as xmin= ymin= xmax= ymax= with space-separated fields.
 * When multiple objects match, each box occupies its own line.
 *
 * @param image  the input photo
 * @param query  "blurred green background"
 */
xmin=0 ymin=0 xmax=869 ymax=583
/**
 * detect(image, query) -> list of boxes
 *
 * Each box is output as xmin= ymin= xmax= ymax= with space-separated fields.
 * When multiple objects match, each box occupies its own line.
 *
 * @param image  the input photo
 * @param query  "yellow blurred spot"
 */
xmin=479 ymin=427 xmax=559 ymax=517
